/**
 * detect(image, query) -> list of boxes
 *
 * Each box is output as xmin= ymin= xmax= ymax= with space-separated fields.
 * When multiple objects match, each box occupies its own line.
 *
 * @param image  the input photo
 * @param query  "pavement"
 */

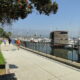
xmin=1 ymin=42 xmax=80 ymax=80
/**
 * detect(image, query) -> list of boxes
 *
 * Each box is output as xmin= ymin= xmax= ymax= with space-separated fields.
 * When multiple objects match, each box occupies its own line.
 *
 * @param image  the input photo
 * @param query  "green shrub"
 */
xmin=0 ymin=52 xmax=5 ymax=65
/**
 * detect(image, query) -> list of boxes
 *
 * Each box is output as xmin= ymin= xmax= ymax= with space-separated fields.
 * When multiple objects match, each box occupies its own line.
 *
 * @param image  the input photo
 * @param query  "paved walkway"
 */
xmin=1 ymin=43 xmax=80 ymax=80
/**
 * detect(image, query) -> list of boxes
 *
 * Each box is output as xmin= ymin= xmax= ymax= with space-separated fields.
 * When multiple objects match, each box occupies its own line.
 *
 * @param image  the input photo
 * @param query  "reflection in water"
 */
xmin=50 ymin=48 xmax=68 ymax=59
xmin=50 ymin=47 xmax=80 ymax=62
xmin=77 ymin=48 xmax=80 ymax=62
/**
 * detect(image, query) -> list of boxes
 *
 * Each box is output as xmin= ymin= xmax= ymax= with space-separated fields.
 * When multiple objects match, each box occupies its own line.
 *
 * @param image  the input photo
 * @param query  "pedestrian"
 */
xmin=3 ymin=38 xmax=6 ymax=45
xmin=8 ymin=37 xmax=11 ymax=45
xmin=11 ymin=39 xmax=15 ymax=45
xmin=16 ymin=39 xmax=21 ymax=50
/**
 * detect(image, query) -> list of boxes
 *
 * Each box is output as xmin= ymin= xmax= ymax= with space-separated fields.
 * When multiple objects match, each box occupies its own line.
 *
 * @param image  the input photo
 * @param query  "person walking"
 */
xmin=16 ymin=39 xmax=21 ymax=50
xmin=8 ymin=37 xmax=11 ymax=45
xmin=3 ymin=38 xmax=6 ymax=45
xmin=11 ymin=39 xmax=15 ymax=45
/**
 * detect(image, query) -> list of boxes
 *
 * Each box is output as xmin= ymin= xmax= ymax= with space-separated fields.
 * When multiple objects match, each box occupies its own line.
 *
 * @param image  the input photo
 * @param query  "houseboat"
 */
xmin=50 ymin=31 xmax=68 ymax=48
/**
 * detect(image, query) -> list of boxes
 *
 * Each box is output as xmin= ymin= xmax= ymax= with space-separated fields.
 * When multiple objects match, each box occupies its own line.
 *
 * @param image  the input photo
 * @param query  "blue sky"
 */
xmin=5 ymin=0 xmax=80 ymax=37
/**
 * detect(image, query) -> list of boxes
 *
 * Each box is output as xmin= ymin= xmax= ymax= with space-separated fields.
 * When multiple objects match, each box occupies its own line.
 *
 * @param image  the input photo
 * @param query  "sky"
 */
xmin=4 ymin=0 xmax=80 ymax=38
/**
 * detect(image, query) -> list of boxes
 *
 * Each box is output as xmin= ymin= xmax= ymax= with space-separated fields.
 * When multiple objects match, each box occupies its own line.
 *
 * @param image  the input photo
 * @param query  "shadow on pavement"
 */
xmin=0 ymin=73 xmax=17 ymax=80
xmin=9 ymin=64 xmax=18 ymax=69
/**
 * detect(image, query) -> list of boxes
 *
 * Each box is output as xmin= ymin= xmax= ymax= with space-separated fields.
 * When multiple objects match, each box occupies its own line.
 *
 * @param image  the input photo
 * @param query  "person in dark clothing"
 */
xmin=8 ymin=37 xmax=11 ymax=44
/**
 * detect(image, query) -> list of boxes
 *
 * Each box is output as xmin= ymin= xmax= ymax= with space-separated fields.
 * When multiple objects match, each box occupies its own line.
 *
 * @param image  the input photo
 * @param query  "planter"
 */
xmin=0 ymin=64 xmax=5 ymax=69
xmin=0 ymin=64 xmax=6 ymax=75
xmin=0 ymin=69 xmax=6 ymax=75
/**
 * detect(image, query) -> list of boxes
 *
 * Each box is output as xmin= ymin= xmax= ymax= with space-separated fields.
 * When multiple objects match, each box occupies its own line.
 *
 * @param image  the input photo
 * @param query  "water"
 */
xmin=21 ymin=41 xmax=80 ymax=63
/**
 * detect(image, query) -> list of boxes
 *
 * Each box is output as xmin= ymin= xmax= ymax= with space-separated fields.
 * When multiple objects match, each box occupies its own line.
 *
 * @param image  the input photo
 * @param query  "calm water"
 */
xmin=21 ymin=41 xmax=80 ymax=63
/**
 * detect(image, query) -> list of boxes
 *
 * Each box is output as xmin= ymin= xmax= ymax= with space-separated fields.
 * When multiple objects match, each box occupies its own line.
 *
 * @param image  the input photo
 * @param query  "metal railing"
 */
xmin=21 ymin=41 xmax=51 ymax=54
xmin=20 ymin=40 xmax=80 ymax=63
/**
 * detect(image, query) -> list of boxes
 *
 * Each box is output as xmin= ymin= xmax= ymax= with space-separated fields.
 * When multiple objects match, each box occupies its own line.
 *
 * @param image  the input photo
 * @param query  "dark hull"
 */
xmin=50 ymin=44 xmax=66 ymax=48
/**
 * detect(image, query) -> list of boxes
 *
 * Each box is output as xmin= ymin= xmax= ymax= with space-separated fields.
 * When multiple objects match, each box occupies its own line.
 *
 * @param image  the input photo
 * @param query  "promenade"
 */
xmin=1 ymin=43 xmax=80 ymax=80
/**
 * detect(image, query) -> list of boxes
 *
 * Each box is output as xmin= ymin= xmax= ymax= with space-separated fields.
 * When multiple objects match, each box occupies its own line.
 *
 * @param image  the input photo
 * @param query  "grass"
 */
xmin=0 ymin=52 xmax=5 ymax=65
xmin=0 ymin=40 xmax=5 ymax=64
xmin=0 ymin=40 xmax=2 ymax=44
xmin=0 ymin=41 xmax=6 ymax=75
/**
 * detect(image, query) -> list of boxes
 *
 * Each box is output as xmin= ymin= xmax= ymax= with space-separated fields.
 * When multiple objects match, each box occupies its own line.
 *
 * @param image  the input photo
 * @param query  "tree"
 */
xmin=0 ymin=28 xmax=4 ymax=37
xmin=7 ymin=32 xmax=12 ymax=37
xmin=2 ymin=31 xmax=12 ymax=38
xmin=0 ymin=27 xmax=12 ymax=38
xmin=0 ymin=0 xmax=58 ymax=25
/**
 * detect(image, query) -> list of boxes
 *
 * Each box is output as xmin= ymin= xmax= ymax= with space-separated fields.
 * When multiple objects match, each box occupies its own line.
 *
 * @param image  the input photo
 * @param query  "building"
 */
xmin=50 ymin=31 xmax=68 ymax=47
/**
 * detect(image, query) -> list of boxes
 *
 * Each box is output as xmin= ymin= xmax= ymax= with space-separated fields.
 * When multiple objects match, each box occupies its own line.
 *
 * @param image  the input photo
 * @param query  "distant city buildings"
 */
xmin=12 ymin=36 xmax=51 ymax=43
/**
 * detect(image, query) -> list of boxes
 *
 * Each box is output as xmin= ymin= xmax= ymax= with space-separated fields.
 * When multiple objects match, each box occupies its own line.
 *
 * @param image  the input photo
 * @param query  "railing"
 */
xmin=21 ymin=41 xmax=51 ymax=54
xmin=20 ymin=40 xmax=80 ymax=63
